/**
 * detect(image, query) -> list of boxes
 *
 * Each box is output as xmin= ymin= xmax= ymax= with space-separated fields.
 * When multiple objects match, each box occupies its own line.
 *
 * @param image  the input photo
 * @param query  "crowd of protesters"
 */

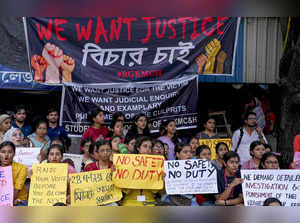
xmin=0 ymin=100 xmax=295 ymax=207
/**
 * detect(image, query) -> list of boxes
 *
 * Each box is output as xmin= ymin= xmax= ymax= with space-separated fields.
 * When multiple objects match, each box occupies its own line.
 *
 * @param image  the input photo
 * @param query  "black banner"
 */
xmin=60 ymin=76 xmax=198 ymax=136
xmin=25 ymin=17 xmax=240 ymax=84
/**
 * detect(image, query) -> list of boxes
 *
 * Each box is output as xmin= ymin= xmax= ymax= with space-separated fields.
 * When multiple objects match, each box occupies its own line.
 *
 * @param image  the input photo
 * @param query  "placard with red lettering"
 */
xmin=242 ymin=170 xmax=300 ymax=206
xmin=0 ymin=166 xmax=14 ymax=206
xmin=14 ymin=147 xmax=40 ymax=171
xmin=112 ymin=154 xmax=164 ymax=189
xmin=25 ymin=17 xmax=240 ymax=84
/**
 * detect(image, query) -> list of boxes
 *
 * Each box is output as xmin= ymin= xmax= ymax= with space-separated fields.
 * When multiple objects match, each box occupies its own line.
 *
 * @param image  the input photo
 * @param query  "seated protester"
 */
xmin=62 ymin=158 xmax=75 ymax=169
xmin=158 ymin=120 xmax=181 ymax=160
xmin=81 ymin=108 xmax=109 ymax=143
xmin=0 ymin=141 xmax=28 ymax=206
xmin=12 ymin=105 xmax=32 ymax=137
xmin=0 ymin=114 xmax=12 ymax=143
xmin=80 ymin=138 xmax=94 ymax=171
xmin=196 ymin=145 xmax=211 ymax=160
xmin=46 ymin=108 xmax=68 ymax=141
xmin=3 ymin=127 xmax=24 ymax=147
xmin=121 ymin=136 xmax=160 ymax=206
xmin=106 ymin=119 xmax=125 ymax=141
xmin=263 ymin=197 xmax=282 ymax=206
xmin=196 ymin=117 xmax=220 ymax=139
xmin=110 ymin=135 xmax=127 ymax=161
xmin=211 ymin=142 xmax=229 ymax=171
xmin=195 ymin=145 xmax=216 ymax=206
xmin=215 ymin=151 xmax=243 ymax=206
xmin=28 ymin=119 xmax=51 ymax=162
xmin=152 ymin=139 xmax=166 ymax=159
xmin=161 ymin=143 xmax=199 ymax=206
xmin=242 ymin=141 xmax=266 ymax=170
xmin=126 ymin=113 xmax=150 ymax=140
xmin=124 ymin=135 xmax=136 ymax=154
xmin=84 ymin=140 xmax=113 ymax=172
xmin=259 ymin=152 xmax=280 ymax=169
xmin=189 ymin=136 xmax=199 ymax=158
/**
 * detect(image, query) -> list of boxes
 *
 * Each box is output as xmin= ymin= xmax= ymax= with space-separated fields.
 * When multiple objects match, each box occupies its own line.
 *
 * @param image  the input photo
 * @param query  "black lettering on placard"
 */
xmin=106 ymin=172 xmax=112 ymax=181
xmin=253 ymin=174 xmax=274 ymax=181
xmin=96 ymin=194 xmax=113 ymax=205
xmin=167 ymin=161 xmax=179 ymax=169
xmin=74 ymin=188 xmax=94 ymax=202
xmin=97 ymin=185 xmax=114 ymax=193
xmin=168 ymin=170 xmax=182 ymax=179
xmin=243 ymin=174 xmax=251 ymax=180
xmin=286 ymin=193 xmax=297 ymax=199
xmin=184 ymin=160 xmax=208 ymax=170
xmin=186 ymin=170 xmax=206 ymax=178
xmin=207 ymin=167 xmax=216 ymax=177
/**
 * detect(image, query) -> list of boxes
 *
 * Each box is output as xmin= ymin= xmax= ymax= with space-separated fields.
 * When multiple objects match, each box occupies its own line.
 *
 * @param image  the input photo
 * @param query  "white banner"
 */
xmin=63 ymin=153 xmax=83 ymax=172
xmin=164 ymin=159 xmax=218 ymax=195
xmin=13 ymin=147 xmax=40 ymax=171
xmin=241 ymin=170 xmax=300 ymax=206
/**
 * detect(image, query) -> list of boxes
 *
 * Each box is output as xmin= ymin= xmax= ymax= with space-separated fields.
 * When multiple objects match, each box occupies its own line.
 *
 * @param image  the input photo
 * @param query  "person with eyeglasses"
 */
xmin=259 ymin=152 xmax=280 ymax=169
xmin=152 ymin=139 xmax=167 ymax=159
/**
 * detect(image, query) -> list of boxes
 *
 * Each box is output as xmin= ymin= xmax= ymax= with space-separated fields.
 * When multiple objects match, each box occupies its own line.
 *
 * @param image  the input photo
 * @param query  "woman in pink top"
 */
xmin=242 ymin=141 xmax=266 ymax=170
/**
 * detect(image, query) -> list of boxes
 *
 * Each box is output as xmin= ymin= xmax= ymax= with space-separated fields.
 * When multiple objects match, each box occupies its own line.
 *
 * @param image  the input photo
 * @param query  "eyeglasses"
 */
xmin=153 ymin=146 xmax=164 ymax=151
xmin=98 ymin=149 xmax=112 ymax=153
xmin=265 ymin=161 xmax=278 ymax=165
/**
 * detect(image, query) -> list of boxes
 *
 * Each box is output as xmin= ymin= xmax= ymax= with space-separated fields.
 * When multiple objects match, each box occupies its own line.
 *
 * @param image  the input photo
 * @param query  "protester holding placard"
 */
xmin=259 ymin=152 xmax=280 ymax=169
xmin=152 ymin=140 xmax=167 ymax=159
xmin=80 ymin=138 xmax=94 ymax=171
xmin=3 ymin=128 xmax=24 ymax=147
xmin=84 ymin=140 xmax=113 ymax=172
xmin=242 ymin=141 xmax=266 ymax=170
xmin=215 ymin=151 xmax=243 ymax=206
xmin=0 ymin=114 xmax=12 ymax=143
xmin=126 ymin=113 xmax=150 ymax=140
xmin=124 ymin=135 xmax=136 ymax=154
xmin=196 ymin=117 xmax=220 ymax=140
xmin=81 ymin=108 xmax=109 ymax=143
xmin=189 ymin=136 xmax=200 ymax=158
xmin=158 ymin=120 xmax=181 ymax=160
xmin=196 ymin=145 xmax=211 ymax=161
xmin=0 ymin=141 xmax=28 ymax=206
xmin=121 ymin=136 xmax=161 ymax=206
xmin=211 ymin=142 xmax=229 ymax=171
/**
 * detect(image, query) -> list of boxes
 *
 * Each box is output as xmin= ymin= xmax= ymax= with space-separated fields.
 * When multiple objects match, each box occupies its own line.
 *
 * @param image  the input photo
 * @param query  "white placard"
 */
xmin=241 ymin=170 xmax=300 ymax=206
xmin=13 ymin=147 xmax=40 ymax=171
xmin=164 ymin=159 xmax=218 ymax=195
xmin=63 ymin=153 xmax=83 ymax=172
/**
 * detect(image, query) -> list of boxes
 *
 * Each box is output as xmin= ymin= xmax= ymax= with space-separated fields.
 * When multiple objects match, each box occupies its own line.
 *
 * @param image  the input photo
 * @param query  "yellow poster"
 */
xmin=198 ymin=138 xmax=232 ymax=160
xmin=70 ymin=169 xmax=122 ymax=206
xmin=113 ymin=154 xmax=164 ymax=190
xmin=28 ymin=163 xmax=68 ymax=206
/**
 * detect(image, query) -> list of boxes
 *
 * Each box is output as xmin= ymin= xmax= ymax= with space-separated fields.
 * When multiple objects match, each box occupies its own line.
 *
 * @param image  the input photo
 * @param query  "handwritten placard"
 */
xmin=242 ymin=170 xmax=300 ymax=206
xmin=0 ymin=166 xmax=13 ymax=206
xmin=28 ymin=163 xmax=68 ymax=206
xmin=14 ymin=147 xmax=40 ymax=171
xmin=70 ymin=169 xmax=122 ymax=206
xmin=113 ymin=154 xmax=164 ymax=190
xmin=198 ymin=138 xmax=232 ymax=160
xmin=164 ymin=159 xmax=218 ymax=195
xmin=63 ymin=153 xmax=83 ymax=173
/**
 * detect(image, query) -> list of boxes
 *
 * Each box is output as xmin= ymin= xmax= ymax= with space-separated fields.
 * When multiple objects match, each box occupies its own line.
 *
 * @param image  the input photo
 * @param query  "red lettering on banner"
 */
xmin=168 ymin=19 xmax=177 ymax=39
xmin=123 ymin=17 xmax=137 ymax=41
xmin=76 ymin=19 xmax=93 ymax=41
xmin=142 ymin=17 xmax=156 ymax=44
xmin=35 ymin=19 xmax=53 ymax=40
xmin=132 ymin=169 xmax=141 ymax=180
xmin=155 ymin=19 xmax=167 ymax=39
xmin=178 ymin=17 xmax=190 ymax=40
xmin=110 ymin=17 xmax=123 ymax=41
xmin=202 ymin=17 xmax=215 ymax=37
xmin=217 ymin=17 xmax=228 ymax=35
xmin=190 ymin=17 xmax=201 ymax=40
xmin=115 ymin=155 xmax=130 ymax=165
xmin=0 ymin=179 xmax=7 ymax=186
xmin=114 ymin=169 xmax=129 ymax=180
xmin=95 ymin=17 xmax=108 ymax=44
xmin=54 ymin=19 xmax=67 ymax=41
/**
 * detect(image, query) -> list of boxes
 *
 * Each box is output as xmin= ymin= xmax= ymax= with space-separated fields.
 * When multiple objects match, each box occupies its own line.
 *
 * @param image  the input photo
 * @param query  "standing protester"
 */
xmin=12 ymin=105 xmax=32 ymax=137
xmin=46 ymin=108 xmax=68 ymax=141
xmin=189 ymin=136 xmax=200 ymax=158
xmin=244 ymin=97 xmax=266 ymax=129
xmin=242 ymin=141 xmax=266 ymax=170
xmin=0 ymin=141 xmax=28 ymax=206
xmin=81 ymin=108 xmax=109 ymax=142
xmin=0 ymin=114 xmax=12 ymax=143
xmin=232 ymin=112 xmax=267 ymax=165
xmin=158 ymin=120 xmax=180 ymax=160
xmin=196 ymin=117 xmax=220 ymax=139
xmin=215 ymin=151 xmax=243 ymax=206
xmin=126 ymin=113 xmax=150 ymax=139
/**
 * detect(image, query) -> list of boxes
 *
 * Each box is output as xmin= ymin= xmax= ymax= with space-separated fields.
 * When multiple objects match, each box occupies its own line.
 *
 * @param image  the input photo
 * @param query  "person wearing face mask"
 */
xmin=232 ymin=112 xmax=267 ymax=165
xmin=0 ymin=114 xmax=12 ymax=143
xmin=3 ymin=128 xmax=25 ymax=147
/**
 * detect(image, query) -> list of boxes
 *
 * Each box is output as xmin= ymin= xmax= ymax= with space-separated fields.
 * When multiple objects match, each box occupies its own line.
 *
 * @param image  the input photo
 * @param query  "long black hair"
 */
xmin=128 ymin=113 xmax=150 ymax=136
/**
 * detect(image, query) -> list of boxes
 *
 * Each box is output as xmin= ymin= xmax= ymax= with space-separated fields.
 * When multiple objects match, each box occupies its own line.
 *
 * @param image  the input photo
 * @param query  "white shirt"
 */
xmin=231 ymin=127 xmax=267 ymax=164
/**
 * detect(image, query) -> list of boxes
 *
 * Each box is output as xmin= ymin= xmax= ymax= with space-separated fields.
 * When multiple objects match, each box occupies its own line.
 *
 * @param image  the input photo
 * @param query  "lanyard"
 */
xmin=224 ymin=170 xmax=235 ymax=199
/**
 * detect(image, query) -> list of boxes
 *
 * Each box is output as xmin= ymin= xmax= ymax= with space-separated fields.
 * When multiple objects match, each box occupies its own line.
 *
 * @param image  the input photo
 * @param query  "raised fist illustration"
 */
xmin=203 ymin=38 xmax=221 ymax=74
xmin=216 ymin=50 xmax=227 ymax=74
xmin=195 ymin=54 xmax=207 ymax=74
xmin=42 ymin=43 xmax=63 ymax=84
xmin=31 ymin=54 xmax=47 ymax=82
xmin=61 ymin=55 xmax=75 ymax=82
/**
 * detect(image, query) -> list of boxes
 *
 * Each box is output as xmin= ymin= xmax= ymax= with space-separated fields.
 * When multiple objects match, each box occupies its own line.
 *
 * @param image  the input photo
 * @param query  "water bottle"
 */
xmin=117 ymin=143 xmax=128 ymax=154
